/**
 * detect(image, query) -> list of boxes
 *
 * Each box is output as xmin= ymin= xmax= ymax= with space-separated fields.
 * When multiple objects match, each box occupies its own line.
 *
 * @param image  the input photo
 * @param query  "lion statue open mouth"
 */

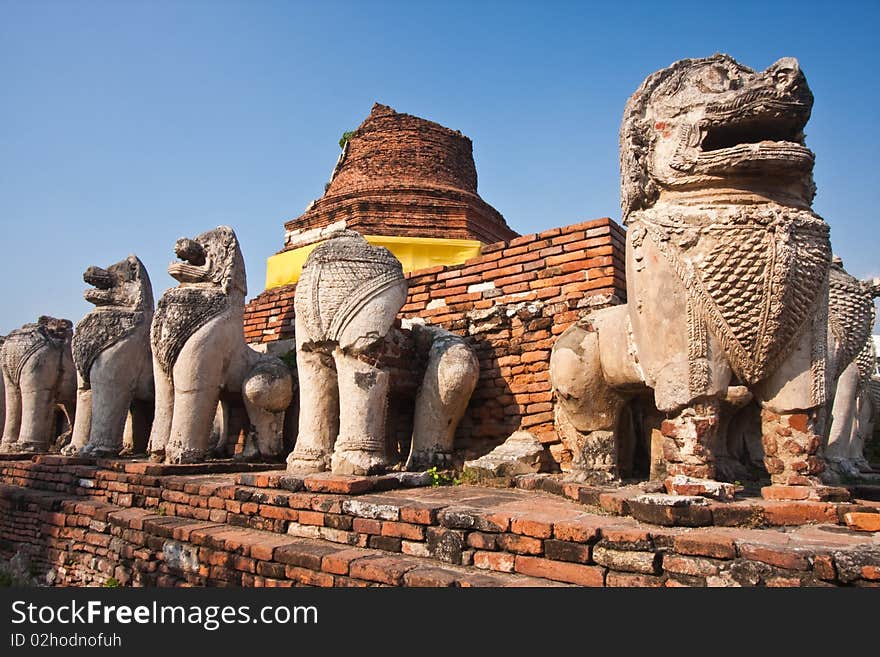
xmin=551 ymin=55 xmax=837 ymax=493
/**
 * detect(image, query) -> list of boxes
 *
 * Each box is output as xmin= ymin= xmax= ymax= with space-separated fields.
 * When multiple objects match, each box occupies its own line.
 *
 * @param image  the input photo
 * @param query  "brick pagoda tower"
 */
xmin=263 ymin=103 xmax=518 ymax=288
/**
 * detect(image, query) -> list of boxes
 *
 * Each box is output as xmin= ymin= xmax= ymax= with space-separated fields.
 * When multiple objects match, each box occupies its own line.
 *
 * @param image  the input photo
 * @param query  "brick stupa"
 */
xmin=264 ymin=103 xmax=518 ymax=288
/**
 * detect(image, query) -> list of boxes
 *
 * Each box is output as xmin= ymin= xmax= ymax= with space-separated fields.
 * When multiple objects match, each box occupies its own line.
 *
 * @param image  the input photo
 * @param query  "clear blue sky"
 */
xmin=1 ymin=0 xmax=878 ymax=335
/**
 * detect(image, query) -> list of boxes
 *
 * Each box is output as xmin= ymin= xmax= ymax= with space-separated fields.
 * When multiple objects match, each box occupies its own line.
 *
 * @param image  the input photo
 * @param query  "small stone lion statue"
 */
xmin=148 ymin=226 xmax=294 ymax=464
xmin=0 ymin=316 xmax=76 ymax=453
xmin=63 ymin=255 xmax=155 ymax=457
xmin=551 ymin=54 xmax=833 ymax=490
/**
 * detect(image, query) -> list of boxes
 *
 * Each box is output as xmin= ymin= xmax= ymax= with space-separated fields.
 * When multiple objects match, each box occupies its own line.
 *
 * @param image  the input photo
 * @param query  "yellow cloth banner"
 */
xmin=264 ymin=234 xmax=484 ymax=289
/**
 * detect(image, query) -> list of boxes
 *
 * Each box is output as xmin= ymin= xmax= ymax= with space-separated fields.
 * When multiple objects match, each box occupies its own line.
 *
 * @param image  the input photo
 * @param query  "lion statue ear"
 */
xmin=619 ymin=115 xmax=657 ymax=222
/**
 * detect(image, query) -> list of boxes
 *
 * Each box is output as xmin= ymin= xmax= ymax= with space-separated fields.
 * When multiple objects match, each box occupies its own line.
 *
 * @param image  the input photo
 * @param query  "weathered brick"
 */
xmin=514 ymin=556 xmax=605 ymax=586
xmin=553 ymin=518 xmax=601 ymax=543
xmin=761 ymin=501 xmax=836 ymax=526
xmin=352 ymin=517 xmax=382 ymax=534
xmin=275 ymin=542 xmax=339 ymax=570
xmin=606 ymin=572 xmax=666 ymax=587
xmin=381 ymin=521 xmax=424 ymax=541
xmin=592 ymin=547 xmax=659 ymax=574
xmin=349 ymin=556 xmax=419 ymax=585
xmin=673 ymin=533 xmax=737 ymax=559
xmin=663 ymin=554 xmax=722 ymax=577
xmin=303 ymin=473 xmax=374 ymax=495
xmin=543 ymin=539 xmax=590 ymax=564
xmin=812 ymin=554 xmax=836 ymax=580
xmin=368 ymin=535 xmax=402 ymax=552
xmin=320 ymin=548 xmax=373 ymax=575
xmin=738 ymin=543 xmax=809 ymax=571
xmin=284 ymin=565 xmax=334 ymax=587
xmin=510 ymin=516 xmax=553 ymax=539
xmin=496 ymin=533 xmax=543 ymax=555
xmin=473 ymin=551 xmax=516 ymax=573
xmin=466 ymin=531 xmax=497 ymax=550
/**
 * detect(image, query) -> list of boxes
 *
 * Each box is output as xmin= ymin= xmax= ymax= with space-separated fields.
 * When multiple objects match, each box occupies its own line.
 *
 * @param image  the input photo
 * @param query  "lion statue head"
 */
xmin=82 ymin=255 xmax=154 ymax=312
xmin=73 ymin=255 xmax=154 ymax=387
xmin=620 ymin=54 xmax=815 ymax=220
xmin=168 ymin=226 xmax=246 ymax=297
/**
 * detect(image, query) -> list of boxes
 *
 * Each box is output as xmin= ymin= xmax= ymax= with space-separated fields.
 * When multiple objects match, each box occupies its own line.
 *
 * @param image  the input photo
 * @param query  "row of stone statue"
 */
xmin=1 ymin=53 xmax=877 ymax=491
xmin=0 ymin=227 xmax=478 ymax=475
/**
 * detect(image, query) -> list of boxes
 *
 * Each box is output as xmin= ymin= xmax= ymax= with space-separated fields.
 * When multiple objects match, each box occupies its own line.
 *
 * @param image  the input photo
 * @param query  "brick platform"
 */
xmin=2 ymin=457 xmax=879 ymax=587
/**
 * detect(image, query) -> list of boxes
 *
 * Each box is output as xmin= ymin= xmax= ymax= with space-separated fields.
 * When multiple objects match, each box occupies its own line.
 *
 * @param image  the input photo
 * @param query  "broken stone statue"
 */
xmin=824 ymin=259 xmax=880 ymax=481
xmin=287 ymin=230 xmax=478 ymax=476
xmin=63 ymin=255 xmax=155 ymax=457
xmin=0 ymin=316 xmax=76 ymax=453
xmin=463 ymin=430 xmax=544 ymax=479
xmin=148 ymin=226 xmax=294 ymax=464
xmin=404 ymin=322 xmax=479 ymax=470
xmin=551 ymin=54 xmax=833 ymax=490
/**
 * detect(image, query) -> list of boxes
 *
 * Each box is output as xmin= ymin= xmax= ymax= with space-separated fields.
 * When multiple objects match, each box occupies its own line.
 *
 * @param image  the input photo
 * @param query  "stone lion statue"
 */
xmin=551 ymin=55 xmax=832 ymax=490
xmin=287 ymin=230 xmax=478 ymax=475
xmin=63 ymin=255 xmax=155 ymax=457
xmin=824 ymin=258 xmax=880 ymax=480
xmin=148 ymin=226 xmax=294 ymax=464
xmin=0 ymin=316 xmax=76 ymax=453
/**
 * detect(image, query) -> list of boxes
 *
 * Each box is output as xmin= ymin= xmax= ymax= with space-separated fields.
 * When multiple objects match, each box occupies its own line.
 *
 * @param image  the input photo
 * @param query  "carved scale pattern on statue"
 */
xmin=828 ymin=264 xmax=876 ymax=379
xmin=72 ymin=311 xmax=143 ymax=388
xmin=639 ymin=206 xmax=830 ymax=387
xmin=151 ymin=288 xmax=228 ymax=375
xmin=1 ymin=324 xmax=66 ymax=386
xmin=296 ymin=231 xmax=404 ymax=344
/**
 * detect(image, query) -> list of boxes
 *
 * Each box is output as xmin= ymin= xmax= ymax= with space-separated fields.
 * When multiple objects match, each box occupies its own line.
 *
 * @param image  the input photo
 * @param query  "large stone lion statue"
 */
xmin=0 ymin=316 xmax=76 ymax=453
xmin=551 ymin=55 xmax=833 ymax=491
xmin=63 ymin=255 xmax=155 ymax=457
xmin=148 ymin=226 xmax=294 ymax=464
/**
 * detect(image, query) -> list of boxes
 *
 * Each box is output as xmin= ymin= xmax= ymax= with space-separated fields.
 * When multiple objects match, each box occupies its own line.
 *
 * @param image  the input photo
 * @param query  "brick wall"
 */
xmin=244 ymin=217 xmax=627 ymax=467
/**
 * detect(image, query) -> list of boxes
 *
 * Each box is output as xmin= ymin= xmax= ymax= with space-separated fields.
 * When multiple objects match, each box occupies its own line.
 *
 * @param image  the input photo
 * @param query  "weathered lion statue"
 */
xmin=551 ymin=55 xmax=832 ymax=491
xmin=148 ymin=226 xmax=294 ymax=464
xmin=287 ymin=230 xmax=478 ymax=475
xmin=824 ymin=258 xmax=880 ymax=481
xmin=0 ymin=316 xmax=76 ymax=453
xmin=63 ymin=255 xmax=155 ymax=457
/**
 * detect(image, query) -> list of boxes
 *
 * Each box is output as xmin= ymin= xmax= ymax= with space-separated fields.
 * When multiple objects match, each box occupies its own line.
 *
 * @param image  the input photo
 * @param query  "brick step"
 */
xmin=0 ymin=484 xmax=568 ymax=587
xmin=4 ymin=461 xmax=880 ymax=586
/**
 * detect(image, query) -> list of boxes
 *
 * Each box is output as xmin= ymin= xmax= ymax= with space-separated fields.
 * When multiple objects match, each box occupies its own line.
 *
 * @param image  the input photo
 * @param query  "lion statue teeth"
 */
xmin=64 ymin=255 xmax=155 ymax=458
xmin=148 ymin=226 xmax=294 ymax=464
xmin=551 ymin=54 xmax=836 ymax=492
